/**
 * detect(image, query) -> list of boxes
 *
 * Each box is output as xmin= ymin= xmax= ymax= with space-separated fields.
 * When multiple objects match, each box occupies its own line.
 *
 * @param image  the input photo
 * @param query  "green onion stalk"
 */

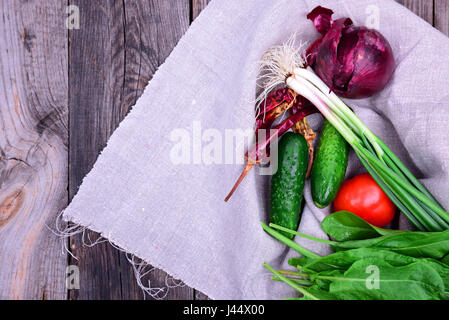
xmin=258 ymin=41 xmax=449 ymax=231
xmin=261 ymin=222 xmax=330 ymax=300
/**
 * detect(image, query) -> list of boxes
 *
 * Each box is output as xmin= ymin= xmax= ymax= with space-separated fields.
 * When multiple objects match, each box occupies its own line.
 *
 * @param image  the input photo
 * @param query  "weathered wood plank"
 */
xmin=123 ymin=0 xmax=192 ymax=299
xmin=395 ymin=0 xmax=434 ymax=23
xmin=435 ymin=0 xmax=449 ymax=36
xmin=68 ymin=0 xmax=192 ymax=300
xmin=0 ymin=0 xmax=68 ymax=299
xmin=0 ymin=0 xmax=444 ymax=302
xmin=0 ymin=0 xmax=443 ymax=301
xmin=68 ymin=0 xmax=142 ymax=300
xmin=192 ymin=0 xmax=212 ymax=21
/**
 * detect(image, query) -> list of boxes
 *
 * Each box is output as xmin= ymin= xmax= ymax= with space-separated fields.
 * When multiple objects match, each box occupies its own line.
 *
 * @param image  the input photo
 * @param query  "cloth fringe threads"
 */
xmin=49 ymin=210 xmax=185 ymax=300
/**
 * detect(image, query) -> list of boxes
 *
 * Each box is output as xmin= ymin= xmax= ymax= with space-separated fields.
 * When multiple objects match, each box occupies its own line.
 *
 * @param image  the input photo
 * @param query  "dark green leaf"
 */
xmin=288 ymin=257 xmax=313 ymax=269
xmin=422 ymin=259 xmax=449 ymax=293
xmin=441 ymin=254 xmax=449 ymax=266
xmin=297 ymin=285 xmax=338 ymax=300
xmin=331 ymin=229 xmax=449 ymax=259
xmin=321 ymin=211 xmax=403 ymax=241
xmin=302 ymin=248 xmax=417 ymax=273
xmin=328 ymin=258 xmax=448 ymax=300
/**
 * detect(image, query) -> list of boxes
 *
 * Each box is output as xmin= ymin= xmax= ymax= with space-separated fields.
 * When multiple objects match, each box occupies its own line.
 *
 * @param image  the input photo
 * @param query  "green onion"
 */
xmin=264 ymin=263 xmax=319 ymax=300
xmin=261 ymin=222 xmax=321 ymax=259
xmin=259 ymin=42 xmax=449 ymax=231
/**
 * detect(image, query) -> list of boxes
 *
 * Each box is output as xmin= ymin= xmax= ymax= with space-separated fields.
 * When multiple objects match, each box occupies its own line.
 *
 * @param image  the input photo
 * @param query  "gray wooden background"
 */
xmin=0 ymin=0 xmax=447 ymax=300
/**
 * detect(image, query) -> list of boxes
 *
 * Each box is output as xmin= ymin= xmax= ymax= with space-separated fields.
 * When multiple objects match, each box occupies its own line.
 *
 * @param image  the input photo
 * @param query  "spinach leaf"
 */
xmin=422 ymin=259 xmax=449 ymax=292
xmin=331 ymin=229 xmax=449 ymax=259
xmin=441 ymin=254 xmax=449 ymax=266
xmin=321 ymin=211 xmax=403 ymax=241
xmin=288 ymin=257 xmax=313 ymax=269
xmin=327 ymin=258 xmax=448 ymax=300
xmin=299 ymin=248 xmax=417 ymax=273
xmin=287 ymin=252 xmax=449 ymax=300
xmin=264 ymin=217 xmax=449 ymax=300
xmin=297 ymin=285 xmax=338 ymax=300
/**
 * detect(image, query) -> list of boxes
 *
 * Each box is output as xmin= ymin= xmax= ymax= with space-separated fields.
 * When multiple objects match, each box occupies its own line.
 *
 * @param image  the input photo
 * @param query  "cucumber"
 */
xmin=311 ymin=119 xmax=349 ymax=208
xmin=270 ymin=132 xmax=308 ymax=239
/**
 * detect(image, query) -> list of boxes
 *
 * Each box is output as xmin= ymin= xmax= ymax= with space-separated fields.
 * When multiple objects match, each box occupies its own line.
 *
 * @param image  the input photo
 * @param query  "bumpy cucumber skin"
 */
xmin=270 ymin=132 xmax=308 ymax=239
xmin=311 ymin=120 xmax=349 ymax=208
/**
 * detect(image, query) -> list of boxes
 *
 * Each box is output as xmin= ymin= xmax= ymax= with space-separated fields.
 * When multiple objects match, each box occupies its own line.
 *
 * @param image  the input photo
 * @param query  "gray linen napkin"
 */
xmin=63 ymin=0 xmax=449 ymax=299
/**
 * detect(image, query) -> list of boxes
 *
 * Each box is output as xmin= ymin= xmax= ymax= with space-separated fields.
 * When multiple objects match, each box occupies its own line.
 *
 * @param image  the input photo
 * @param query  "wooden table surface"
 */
xmin=0 ymin=0 xmax=448 ymax=300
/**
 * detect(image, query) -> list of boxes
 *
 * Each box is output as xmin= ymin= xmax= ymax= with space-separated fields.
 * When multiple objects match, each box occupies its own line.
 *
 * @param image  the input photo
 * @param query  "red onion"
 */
xmin=306 ymin=6 xmax=395 ymax=99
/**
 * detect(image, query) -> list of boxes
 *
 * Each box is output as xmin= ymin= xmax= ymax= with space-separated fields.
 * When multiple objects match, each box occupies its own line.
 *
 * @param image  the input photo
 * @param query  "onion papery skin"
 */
xmin=307 ymin=6 xmax=395 ymax=99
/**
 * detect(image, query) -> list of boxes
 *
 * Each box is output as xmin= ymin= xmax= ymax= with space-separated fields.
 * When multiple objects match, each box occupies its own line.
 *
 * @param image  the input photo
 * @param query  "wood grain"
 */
xmin=395 ymin=0 xmax=434 ymax=23
xmin=68 ymin=0 xmax=192 ymax=300
xmin=124 ymin=0 xmax=193 ymax=300
xmin=68 ymin=0 xmax=132 ymax=300
xmin=0 ymin=0 xmax=447 ymax=300
xmin=0 ymin=1 xmax=68 ymax=299
xmin=192 ymin=0 xmax=212 ymax=21
xmin=435 ymin=0 xmax=449 ymax=36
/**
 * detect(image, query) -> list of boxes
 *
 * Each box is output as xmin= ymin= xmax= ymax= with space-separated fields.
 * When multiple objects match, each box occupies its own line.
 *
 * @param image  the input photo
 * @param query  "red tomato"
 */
xmin=333 ymin=173 xmax=396 ymax=227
